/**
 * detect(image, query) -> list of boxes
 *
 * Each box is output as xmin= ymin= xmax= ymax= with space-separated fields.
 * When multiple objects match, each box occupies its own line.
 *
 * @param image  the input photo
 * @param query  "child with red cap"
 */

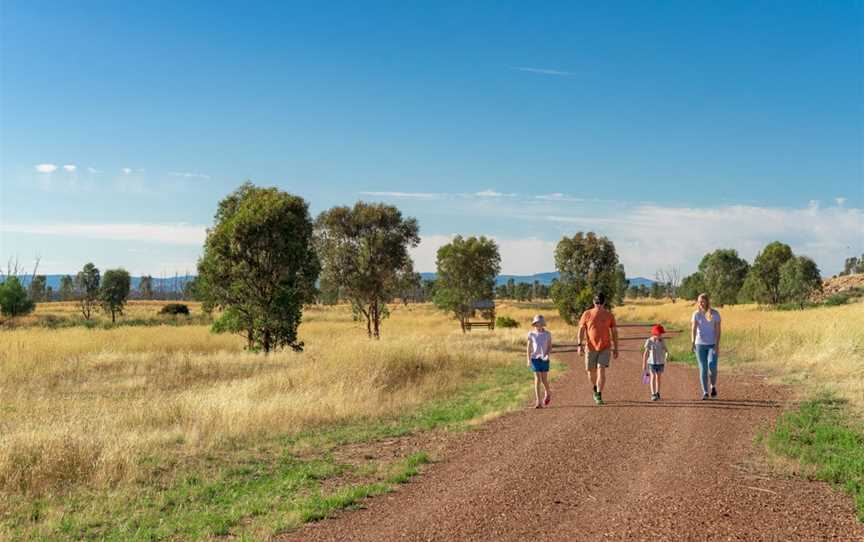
xmin=642 ymin=324 xmax=668 ymax=401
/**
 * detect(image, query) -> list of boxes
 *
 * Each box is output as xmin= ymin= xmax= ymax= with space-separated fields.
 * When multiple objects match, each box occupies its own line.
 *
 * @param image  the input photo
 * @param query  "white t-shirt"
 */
xmin=527 ymin=330 xmax=551 ymax=360
xmin=692 ymin=309 xmax=721 ymax=345
xmin=643 ymin=337 xmax=667 ymax=365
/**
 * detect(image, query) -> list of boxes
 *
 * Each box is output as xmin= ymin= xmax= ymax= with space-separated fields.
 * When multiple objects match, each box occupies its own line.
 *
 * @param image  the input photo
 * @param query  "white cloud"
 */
xmin=121 ymin=168 xmax=133 ymax=174
xmin=512 ymin=66 xmax=574 ymax=76
xmin=475 ymin=189 xmax=516 ymax=198
xmin=535 ymin=193 xmax=584 ymax=202
xmin=0 ymin=223 xmax=207 ymax=246
xmin=360 ymin=191 xmax=444 ymax=199
xmin=410 ymin=234 xmax=555 ymax=275
xmin=62 ymin=164 xmax=76 ymax=172
xmin=545 ymin=203 xmax=862 ymax=277
xmin=87 ymin=167 xmax=102 ymax=174
xmin=34 ymin=164 xmax=58 ymax=173
xmin=169 ymin=172 xmax=211 ymax=180
xmin=836 ymin=197 xmax=847 ymax=206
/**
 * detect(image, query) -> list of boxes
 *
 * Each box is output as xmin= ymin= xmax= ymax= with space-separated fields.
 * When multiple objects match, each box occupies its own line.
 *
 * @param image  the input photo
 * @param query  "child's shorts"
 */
xmin=648 ymin=364 xmax=665 ymax=374
xmin=530 ymin=358 xmax=550 ymax=372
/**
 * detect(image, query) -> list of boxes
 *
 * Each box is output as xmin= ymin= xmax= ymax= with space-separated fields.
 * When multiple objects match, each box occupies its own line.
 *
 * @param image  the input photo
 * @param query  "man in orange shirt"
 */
xmin=577 ymin=292 xmax=619 ymax=405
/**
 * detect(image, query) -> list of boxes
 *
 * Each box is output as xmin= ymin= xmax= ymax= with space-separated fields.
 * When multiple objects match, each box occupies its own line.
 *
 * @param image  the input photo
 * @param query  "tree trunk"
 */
xmin=111 ymin=309 xmax=116 ymax=323
xmin=263 ymin=329 xmax=271 ymax=353
xmin=371 ymin=300 xmax=380 ymax=340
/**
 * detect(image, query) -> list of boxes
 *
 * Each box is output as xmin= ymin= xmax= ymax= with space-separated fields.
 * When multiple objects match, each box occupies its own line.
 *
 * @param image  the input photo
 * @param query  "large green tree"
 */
xmin=75 ymin=263 xmax=101 ymax=320
xmin=315 ymin=201 xmax=419 ymax=339
xmin=198 ymin=182 xmax=320 ymax=352
xmin=100 ymin=269 xmax=131 ymax=323
xmin=746 ymin=241 xmax=794 ymax=304
xmin=0 ymin=277 xmax=35 ymax=318
xmin=432 ymin=235 xmax=501 ymax=332
xmin=697 ymin=249 xmax=749 ymax=306
xmin=779 ymin=256 xmax=822 ymax=308
xmin=551 ymin=232 xmax=620 ymax=325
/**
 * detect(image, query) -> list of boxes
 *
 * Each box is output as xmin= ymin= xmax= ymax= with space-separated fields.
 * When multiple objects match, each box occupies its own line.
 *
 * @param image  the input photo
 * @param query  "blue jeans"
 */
xmin=695 ymin=344 xmax=718 ymax=394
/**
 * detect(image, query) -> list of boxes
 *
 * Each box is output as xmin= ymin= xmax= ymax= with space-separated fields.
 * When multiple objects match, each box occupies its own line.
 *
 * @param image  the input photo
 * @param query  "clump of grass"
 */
xmin=765 ymin=395 xmax=864 ymax=521
xmin=495 ymin=315 xmax=519 ymax=328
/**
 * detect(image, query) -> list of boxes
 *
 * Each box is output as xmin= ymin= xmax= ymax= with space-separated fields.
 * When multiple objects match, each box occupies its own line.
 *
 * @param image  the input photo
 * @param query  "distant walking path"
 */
xmin=277 ymin=325 xmax=863 ymax=541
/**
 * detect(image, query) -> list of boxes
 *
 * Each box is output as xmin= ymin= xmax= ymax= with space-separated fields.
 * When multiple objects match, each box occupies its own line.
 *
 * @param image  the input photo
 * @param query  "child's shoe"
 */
xmin=650 ymin=393 xmax=659 ymax=401
xmin=543 ymin=392 xmax=551 ymax=406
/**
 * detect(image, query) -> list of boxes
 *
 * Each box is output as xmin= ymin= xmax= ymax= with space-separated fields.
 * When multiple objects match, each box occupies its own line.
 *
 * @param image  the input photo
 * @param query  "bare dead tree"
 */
xmin=655 ymin=266 xmax=681 ymax=303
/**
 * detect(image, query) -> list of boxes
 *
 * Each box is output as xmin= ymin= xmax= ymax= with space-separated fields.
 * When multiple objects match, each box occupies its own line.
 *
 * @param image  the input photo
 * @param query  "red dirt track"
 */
xmin=278 ymin=325 xmax=863 ymax=541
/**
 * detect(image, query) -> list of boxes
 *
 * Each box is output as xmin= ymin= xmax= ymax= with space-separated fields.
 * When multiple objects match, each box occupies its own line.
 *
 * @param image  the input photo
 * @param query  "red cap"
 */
xmin=651 ymin=324 xmax=665 ymax=336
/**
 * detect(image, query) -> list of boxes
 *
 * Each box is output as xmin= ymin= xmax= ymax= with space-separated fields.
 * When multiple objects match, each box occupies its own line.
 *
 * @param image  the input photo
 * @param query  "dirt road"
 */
xmin=279 ymin=325 xmax=863 ymax=541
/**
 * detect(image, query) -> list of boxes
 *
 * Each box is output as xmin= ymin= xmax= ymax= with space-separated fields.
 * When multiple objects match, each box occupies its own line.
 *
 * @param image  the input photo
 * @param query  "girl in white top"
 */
xmin=527 ymin=314 xmax=553 ymax=408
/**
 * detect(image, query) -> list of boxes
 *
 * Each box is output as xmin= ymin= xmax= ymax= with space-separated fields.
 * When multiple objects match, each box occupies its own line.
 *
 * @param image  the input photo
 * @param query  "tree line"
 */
xmin=676 ymin=241 xmax=824 ymax=308
xmin=0 ymin=262 xmax=132 ymax=322
xmin=1 ymin=182 xmax=845 ymax=352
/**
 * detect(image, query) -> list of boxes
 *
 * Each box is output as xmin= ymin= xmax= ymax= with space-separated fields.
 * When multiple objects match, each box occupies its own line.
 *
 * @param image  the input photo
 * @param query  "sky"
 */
xmin=1 ymin=1 xmax=862 ymax=278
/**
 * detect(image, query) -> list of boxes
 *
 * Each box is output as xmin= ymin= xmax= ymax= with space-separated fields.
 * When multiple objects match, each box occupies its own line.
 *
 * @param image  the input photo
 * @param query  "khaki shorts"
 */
xmin=586 ymin=349 xmax=611 ymax=370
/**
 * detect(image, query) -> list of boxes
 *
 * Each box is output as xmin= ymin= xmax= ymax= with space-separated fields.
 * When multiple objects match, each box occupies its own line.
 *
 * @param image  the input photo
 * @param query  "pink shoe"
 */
xmin=543 ymin=393 xmax=552 ymax=406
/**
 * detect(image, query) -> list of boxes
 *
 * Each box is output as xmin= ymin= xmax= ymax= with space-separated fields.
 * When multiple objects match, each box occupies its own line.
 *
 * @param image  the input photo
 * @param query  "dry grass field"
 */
xmin=0 ymin=302 xmax=552 ymax=499
xmin=618 ymin=300 xmax=864 ymax=412
xmin=2 ymin=298 xmax=861 ymax=539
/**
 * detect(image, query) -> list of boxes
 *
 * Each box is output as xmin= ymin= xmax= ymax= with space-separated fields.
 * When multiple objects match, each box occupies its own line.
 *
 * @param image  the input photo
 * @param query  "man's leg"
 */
xmin=587 ymin=366 xmax=597 ymax=390
xmin=596 ymin=366 xmax=606 ymax=393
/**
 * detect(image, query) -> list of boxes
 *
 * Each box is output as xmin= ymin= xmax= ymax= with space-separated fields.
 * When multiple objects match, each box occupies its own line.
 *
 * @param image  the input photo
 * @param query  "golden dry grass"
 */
xmin=618 ymin=300 xmax=864 ymax=411
xmin=0 ymin=303 xmax=542 ymax=497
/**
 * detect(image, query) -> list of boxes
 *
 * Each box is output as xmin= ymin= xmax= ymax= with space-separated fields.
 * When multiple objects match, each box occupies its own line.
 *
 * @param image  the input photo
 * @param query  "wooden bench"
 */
xmin=465 ymin=320 xmax=494 ymax=331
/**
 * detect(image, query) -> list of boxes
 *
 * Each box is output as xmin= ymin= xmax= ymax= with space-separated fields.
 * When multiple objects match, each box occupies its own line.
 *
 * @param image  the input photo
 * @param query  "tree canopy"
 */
xmin=100 ymin=269 xmax=131 ymax=323
xmin=0 ymin=277 xmax=35 ymax=318
xmin=697 ymin=249 xmax=749 ymax=306
xmin=433 ymin=235 xmax=501 ymax=332
xmin=551 ymin=232 xmax=620 ymax=325
xmin=198 ymin=182 xmax=320 ymax=352
xmin=315 ymin=201 xmax=419 ymax=339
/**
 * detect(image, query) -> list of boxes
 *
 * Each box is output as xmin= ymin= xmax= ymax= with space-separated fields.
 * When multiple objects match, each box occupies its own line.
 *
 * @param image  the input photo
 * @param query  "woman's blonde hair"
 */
xmin=697 ymin=293 xmax=713 ymax=321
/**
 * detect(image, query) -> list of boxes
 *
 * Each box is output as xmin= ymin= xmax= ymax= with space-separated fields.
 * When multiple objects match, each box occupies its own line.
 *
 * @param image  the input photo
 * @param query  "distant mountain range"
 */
xmin=420 ymin=272 xmax=655 ymax=288
xmin=11 ymin=274 xmax=195 ymax=292
xmin=11 ymin=273 xmax=654 ymax=292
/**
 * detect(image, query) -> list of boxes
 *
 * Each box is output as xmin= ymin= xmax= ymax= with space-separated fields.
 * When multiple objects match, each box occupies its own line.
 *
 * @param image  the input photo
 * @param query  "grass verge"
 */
xmin=765 ymin=395 xmax=864 ymax=521
xmin=1 ymin=359 xmax=539 ymax=541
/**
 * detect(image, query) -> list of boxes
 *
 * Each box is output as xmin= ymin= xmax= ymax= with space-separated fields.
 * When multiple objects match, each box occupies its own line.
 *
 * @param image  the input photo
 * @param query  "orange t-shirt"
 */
xmin=578 ymin=307 xmax=616 ymax=351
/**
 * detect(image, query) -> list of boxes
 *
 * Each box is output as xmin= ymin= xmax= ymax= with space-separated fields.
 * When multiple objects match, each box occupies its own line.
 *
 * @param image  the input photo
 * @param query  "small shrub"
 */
xmin=495 ymin=316 xmax=519 ymax=328
xmin=159 ymin=303 xmax=190 ymax=316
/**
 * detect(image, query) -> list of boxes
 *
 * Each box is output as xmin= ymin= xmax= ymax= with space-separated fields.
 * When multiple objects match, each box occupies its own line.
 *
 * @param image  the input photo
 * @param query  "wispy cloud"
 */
xmin=836 ymin=197 xmax=847 ymax=206
xmin=359 ymin=191 xmax=444 ymax=199
xmin=512 ymin=66 xmax=574 ymax=76
xmin=87 ymin=167 xmax=102 ymax=174
xmin=62 ymin=164 xmax=76 ymax=172
xmin=475 ymin=189 xmax=516 ymax=198
xmin=1 ymin=223 xmax=207 ymax=246
xmin=169 ymin=171 xmax=211 ymax=180
xmin=535 ymin=193 xmax=584 ymax=202
xmin=34 ymin=163 xmax=58 ymax=173
xmin=121 ymin=168 xmax=133 ymax=174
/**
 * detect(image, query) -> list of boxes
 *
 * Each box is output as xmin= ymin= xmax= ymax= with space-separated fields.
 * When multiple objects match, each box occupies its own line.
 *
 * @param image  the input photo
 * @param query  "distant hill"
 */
xmin=420 ymin=272 xmax=654 ymax=288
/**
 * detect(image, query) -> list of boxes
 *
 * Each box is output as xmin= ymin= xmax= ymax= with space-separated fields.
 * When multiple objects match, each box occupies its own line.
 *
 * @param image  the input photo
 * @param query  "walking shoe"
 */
xmin=543 ymin=393 xmax=552 ymax=406
xmin=656 ymin=393 xmax=661 ymax=400
xmin=594 ymin=392 xmax=604 ymax=405
xmin=701 ymin=393 xmax=709 ymax=400
xmin=710 ymin=386 xmax=717 ymax=398
xmin=650 ymin=393 xmax=659 ymax=401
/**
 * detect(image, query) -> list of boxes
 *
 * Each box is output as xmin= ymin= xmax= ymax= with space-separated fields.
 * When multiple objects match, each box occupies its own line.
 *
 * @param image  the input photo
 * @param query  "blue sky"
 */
xmin=1 ymin=1 xmax=862 ymax=277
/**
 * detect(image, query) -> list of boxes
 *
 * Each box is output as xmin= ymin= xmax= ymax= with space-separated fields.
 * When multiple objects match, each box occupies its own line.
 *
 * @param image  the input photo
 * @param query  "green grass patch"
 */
xmin=765 ymin=395 xmax=864 ymax=521
xmin=1 ymin=359 xmax=536 ymax=541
